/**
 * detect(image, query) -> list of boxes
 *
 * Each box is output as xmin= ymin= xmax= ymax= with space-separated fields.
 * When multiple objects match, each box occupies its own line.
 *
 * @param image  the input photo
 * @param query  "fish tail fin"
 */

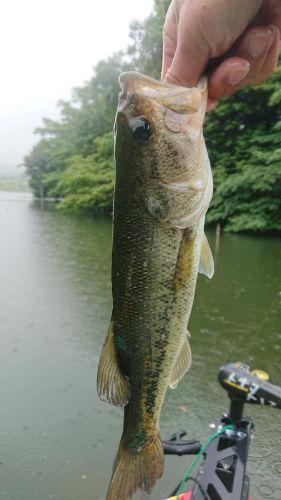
xmin=106 ymin=434 xmax=164 ymax=500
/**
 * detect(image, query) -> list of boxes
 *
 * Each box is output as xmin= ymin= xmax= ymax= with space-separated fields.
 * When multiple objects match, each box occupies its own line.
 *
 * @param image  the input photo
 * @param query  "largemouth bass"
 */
xmin=97 ymin=71 xmax=214 ymax=500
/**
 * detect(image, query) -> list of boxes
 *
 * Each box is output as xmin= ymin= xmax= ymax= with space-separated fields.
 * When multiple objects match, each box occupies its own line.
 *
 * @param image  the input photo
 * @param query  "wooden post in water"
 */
xmin=39 ymin=184 xmax=45 ymax=210
xmin=215 ymin=223 xmax=221 ymax=257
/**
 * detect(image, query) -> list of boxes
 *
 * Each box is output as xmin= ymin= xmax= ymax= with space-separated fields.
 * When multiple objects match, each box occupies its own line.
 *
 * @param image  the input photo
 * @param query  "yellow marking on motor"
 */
xmin=251 ymin=369 xmax=269 ymax=381
xmin=224 ymin=379 xmax=249 ymax=392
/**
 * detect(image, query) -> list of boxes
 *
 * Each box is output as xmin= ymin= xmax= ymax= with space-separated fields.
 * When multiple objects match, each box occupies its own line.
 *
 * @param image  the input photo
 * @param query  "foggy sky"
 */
xmin=1 ymin=0 xmax=154 ymax=170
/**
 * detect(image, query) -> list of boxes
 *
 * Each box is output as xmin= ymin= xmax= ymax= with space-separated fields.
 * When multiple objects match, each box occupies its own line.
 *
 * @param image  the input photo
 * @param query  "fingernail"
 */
xmin=221 ymin=88 xmax=234 ymax=97
xmin=227 ymin=63 xmax=250 ymax=86
xmin=207 ymin=98 xmax=217 ymax=111
xmin=248 ymin=28 xmax=273 ymax=58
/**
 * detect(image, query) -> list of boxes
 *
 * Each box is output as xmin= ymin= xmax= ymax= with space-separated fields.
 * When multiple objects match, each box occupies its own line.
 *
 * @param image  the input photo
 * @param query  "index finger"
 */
xmin=255 ymin=0 xmax=281 ymax=33
xmin=161 ymin=32 xmax=177 ymax=81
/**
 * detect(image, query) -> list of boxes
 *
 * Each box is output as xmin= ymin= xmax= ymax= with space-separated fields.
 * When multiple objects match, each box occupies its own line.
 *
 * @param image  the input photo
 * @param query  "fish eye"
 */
xmin=130 ymin=117 xmax=152 ymax=144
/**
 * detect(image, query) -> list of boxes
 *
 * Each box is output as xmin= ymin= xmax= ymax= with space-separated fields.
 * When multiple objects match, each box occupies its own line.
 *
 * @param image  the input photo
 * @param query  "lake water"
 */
xmin=0 ymin=191 xmax=280 ymax=500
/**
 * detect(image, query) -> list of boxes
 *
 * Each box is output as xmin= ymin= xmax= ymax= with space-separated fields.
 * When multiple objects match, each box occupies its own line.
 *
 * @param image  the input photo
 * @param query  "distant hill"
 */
xmin=0 ymin=165 xmax=30 ymax=192
xmin=0 ymin=164 xmax=22 ymax=175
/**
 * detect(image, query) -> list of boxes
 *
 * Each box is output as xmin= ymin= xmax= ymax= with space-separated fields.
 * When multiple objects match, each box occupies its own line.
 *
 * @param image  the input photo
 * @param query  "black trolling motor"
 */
xmin=163 ymin=361 xmax=281 ymax=500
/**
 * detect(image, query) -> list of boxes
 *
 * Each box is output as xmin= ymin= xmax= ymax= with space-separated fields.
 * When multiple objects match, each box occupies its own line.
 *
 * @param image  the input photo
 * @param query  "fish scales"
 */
xmin=97 ymin=71 xmax=214 ymax=500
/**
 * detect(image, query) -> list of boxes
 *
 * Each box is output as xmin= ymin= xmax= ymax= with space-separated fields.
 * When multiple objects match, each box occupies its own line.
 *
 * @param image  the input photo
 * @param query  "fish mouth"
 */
xmin=119 ymin=71 xmax=207 ymax=92
xmin=118 ymin=71 xmax=207 ymax=115
xmin=159 ymin=179 xmax=205 ymax=193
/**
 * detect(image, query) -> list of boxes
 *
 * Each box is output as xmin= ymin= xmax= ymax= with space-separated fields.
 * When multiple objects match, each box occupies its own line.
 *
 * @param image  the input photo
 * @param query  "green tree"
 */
xmin=51 ymin=132 xmax=114 ymax=214
xmin=205 ymin=65 xmax=281 ymax=232
xmin=128 ymin=0 xmax=170 ymax=78
xmin=24 ymin=0 xmax=281 ymax=233
xmin=24 ymin=139 xmax=58 ymax=199
xmin=25 ymin=53 xmax=125 ymax=197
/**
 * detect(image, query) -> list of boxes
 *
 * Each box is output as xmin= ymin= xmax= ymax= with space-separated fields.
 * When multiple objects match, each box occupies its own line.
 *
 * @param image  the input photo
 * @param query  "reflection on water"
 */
xmin=0 ymin=192 xmax=280 ymax=500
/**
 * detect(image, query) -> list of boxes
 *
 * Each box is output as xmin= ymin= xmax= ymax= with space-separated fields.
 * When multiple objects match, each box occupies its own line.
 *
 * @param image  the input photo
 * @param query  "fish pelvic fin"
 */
xmin=169 ymin=334 xmax=192 ymax=389
xmin=97 ymin=321 xmax=130 ymax=407
xmin=106 ymin=433 xmax=164 ymax=500
xmin=199 ymin=232 xmax=214 ymax=279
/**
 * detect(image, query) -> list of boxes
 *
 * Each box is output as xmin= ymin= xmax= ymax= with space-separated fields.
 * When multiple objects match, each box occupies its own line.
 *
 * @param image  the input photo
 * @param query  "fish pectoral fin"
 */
xmin=97 ymin=322 xmax=130 ymax=407
xmin=169 ymin=334 xmax=192 ymax=390
xmin=199 ymin=233 xmax=214 ymax=279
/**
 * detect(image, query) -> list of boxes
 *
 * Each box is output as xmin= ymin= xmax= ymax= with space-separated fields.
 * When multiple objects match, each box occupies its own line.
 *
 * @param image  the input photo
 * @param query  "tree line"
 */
xmin=25 ymin=0 xmax=281 ymax=233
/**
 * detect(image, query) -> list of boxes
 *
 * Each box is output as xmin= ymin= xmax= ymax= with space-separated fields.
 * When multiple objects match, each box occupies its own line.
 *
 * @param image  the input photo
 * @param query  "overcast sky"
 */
xmin=0 ymin=0 xmax=154 ymax=170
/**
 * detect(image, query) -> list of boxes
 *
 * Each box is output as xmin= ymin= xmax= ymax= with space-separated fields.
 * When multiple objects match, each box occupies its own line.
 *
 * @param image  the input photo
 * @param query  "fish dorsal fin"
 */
xmin=199 ymin=233 xmax=214 ymax=279
xmin=169 ymin=334 xmax=192 ymax=389
xmin=97 ymin=322 xmax=130 ymax=407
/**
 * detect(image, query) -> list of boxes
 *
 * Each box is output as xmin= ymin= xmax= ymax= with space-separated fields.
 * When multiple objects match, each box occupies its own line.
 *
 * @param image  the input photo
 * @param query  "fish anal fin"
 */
xmin=97 ymin=322 xmax=130 ymax=407
xmin=199 ymin=233 xmax=214 ymax=279
xmin=169 ymin=334 xmax=192 ymax=389
xmin=106 ymin=433 xmax=164 ymax=500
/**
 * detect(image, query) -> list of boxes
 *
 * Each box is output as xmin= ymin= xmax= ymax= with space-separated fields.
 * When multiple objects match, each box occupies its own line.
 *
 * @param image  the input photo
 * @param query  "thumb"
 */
xmin=161 ymin=0 xmax=208 ymax=87
xmin=164 ymin=38 xmax=208 ymax=87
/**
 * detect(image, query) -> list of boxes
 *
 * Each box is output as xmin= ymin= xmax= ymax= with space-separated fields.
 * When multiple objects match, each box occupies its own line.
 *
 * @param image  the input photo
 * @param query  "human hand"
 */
xmin=162 ymin=0 xmax=281 ymax=107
